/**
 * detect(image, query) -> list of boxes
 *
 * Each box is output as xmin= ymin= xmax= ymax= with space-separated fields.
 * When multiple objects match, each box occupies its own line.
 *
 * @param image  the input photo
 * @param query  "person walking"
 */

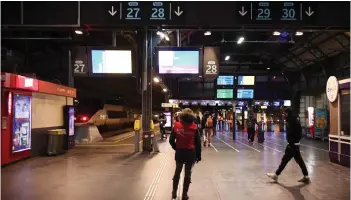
xmin=169 ymin=108 xmax=202 ymax=200
xmin=246 ymin=112 xmax=258 ymax=144
xmin=266 ymin=108 xmax=310 ymax=183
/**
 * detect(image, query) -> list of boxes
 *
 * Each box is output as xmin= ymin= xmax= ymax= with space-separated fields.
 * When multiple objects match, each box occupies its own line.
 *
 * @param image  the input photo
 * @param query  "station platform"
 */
xmin=2 ymin=131 xmax=350 ymax=200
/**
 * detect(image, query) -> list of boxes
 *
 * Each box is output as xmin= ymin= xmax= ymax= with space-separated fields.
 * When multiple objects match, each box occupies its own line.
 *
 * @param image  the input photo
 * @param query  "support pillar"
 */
xmin=67 ymin=50 xmax=74 ymax=88
xmin=232 ymin=101 xmax=236 ymax=140
xmin=141 ymin=28 xmax=153 ymax=151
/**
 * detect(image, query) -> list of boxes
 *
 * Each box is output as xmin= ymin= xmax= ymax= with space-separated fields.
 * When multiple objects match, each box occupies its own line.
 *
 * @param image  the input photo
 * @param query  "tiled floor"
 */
xmin=2 ymin=132 xmax=350 ymax=200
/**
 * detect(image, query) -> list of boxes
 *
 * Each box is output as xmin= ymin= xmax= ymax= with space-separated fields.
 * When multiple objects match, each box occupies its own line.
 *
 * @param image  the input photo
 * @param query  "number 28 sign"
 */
xmin=203 ymin=47 xmax=220 ymax=79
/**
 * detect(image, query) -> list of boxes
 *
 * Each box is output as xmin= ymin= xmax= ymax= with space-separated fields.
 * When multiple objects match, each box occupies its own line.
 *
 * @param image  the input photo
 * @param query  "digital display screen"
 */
xmin=12 ymin=94 xmax=31 ymax=153
xmin=158 ymin=50 xmax=200 ymax=74
xmin=237 ymin=89 xmax=254 ymax=99
xmin=91 ymin=50 xmax=132 ymax=74
xmin=68 ymin=107 xmax=75 ymax=136
xmin=164 ymin=112 xmax=171 ymax=128
xmin=217 ymin=76 xmax=234 ymax=85
xmin=284 ymin=100 xmax=291 ymax=106
xmin=238 ymin=76 xmax=255 ymax=85
xmin=217 ymin=89 xmax=234 ymax=99
xmin=273 ymin=101 xmax=280 ymax=107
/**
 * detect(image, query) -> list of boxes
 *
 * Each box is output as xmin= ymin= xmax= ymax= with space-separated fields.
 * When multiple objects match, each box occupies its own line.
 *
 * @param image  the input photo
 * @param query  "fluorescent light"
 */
xmin=295 ymin=31 xmax=303 ymax=36
xmin=164 ymin=35 xmax=170 ymax=41
xmin=199 ymin=75 xmax=202 ymax=78
xmin=267 ymin=68 xmax=270 ymax=70
xmin=163 ymin=88 xmax=168 ymax=92
xmin=153 ymin=77 xmax=160 ymax=83
xmin=225 ymin=56 xmax=230 ymax=61
xmin=273 ymin=31 xmax=281 ymax=36
xmin=75 ymin=30 xmax=83 ymax=35
xmin=204 ymin=31 xmax=211 ymax=36
xmin=237 ymin=37 xmax=244 ymax=44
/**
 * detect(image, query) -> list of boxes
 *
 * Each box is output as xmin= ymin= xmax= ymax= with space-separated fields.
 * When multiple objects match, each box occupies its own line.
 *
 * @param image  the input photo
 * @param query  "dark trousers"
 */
xmin=276 ymin=145 xmax=308 ymax=176
xmin=173 ymin=161 xmax=194 ymax=183
xmin=247 ymin=128 xmax=255 ymax=142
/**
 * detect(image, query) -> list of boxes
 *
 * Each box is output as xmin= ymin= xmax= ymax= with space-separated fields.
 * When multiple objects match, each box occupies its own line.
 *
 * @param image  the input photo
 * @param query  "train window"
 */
xmin=107 ymin=111 xmax=128 ymax=119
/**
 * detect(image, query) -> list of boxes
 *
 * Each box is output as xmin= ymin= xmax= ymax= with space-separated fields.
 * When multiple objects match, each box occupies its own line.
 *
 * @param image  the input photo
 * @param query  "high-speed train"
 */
xmin=74 ymin=99 xmax=140 ymax=133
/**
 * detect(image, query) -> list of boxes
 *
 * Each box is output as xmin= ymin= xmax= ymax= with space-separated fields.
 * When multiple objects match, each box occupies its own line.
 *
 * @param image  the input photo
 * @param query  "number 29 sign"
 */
xmin=203 ymin=47 xmax=220 ymax=79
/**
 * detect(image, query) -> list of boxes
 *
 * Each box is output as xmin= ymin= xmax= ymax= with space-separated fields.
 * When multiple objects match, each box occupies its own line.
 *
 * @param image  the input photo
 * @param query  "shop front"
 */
xmin=327 ymin=76 xmax=350 ymax=167
xmin=1 ymin=73 xmax=76 ymax=165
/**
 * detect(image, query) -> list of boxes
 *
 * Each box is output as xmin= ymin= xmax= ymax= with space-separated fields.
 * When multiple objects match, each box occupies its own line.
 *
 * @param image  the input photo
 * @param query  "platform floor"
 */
xmin=2 ymin=131 xmax=350 ymax=200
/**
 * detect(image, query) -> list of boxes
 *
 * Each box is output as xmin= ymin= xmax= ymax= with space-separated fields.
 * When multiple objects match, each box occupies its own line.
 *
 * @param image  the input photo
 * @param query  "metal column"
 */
xmin=232 ymin=101 xmax=236 ymax=140
xmin=68 ymin=50 xmax=74 ymax=88
xmin=141 ymin=28 xmax=153 ymax=151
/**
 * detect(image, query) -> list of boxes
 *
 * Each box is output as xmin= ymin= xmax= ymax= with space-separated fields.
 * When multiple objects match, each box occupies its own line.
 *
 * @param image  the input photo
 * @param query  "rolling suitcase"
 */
xmin=258 ymin=131 xmax=264 ymax=143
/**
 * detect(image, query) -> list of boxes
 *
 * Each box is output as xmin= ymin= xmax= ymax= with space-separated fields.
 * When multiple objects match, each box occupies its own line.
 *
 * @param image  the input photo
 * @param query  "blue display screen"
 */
xmin=91 ymin=50 xmax=132 ymax=74
xmin=237 ymin=76 xmax=255 ymax=85
xmin=158 ymin=50 xmax=199 ymax=74
xmin=217 ymin=76 xmax=234 ymax=85
xmin=237 ymin=89 xmax=254 ymax=99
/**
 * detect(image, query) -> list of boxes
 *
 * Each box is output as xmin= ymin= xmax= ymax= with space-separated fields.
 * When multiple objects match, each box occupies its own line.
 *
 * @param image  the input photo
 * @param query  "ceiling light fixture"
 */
xmin=237 ymin=37 xmax=245 ymax=44
xmin=295 ymin=31 xmax=304 ymax=36
xmin=267 ymin=67 xmax=270 ymax=70
xmin=153 ymin=77 xmax=160 ymax=83
xmin=163 ymin=88 xmax=168 ymax=92
xmin=225 ymin=55 xmax=230 ymax=61
xmin=204 ymin=31 xmax=211 ymax=36
xmin=273 ymin=31 xmax=281 ymax=36
xmin=75 ymin=30 xmax=83 ymax=35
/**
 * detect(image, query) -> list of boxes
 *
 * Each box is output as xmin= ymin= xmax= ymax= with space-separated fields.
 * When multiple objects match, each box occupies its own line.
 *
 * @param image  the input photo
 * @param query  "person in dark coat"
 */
xmin=169 ymin=108 xmax=202 ymax=200
xmin=266 ymin=108 xmax=310 ymax=183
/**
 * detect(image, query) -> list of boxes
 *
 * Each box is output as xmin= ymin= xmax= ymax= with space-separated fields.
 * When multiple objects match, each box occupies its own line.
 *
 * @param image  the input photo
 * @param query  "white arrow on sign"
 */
xmin=174 ymin=6 xmax=183 ymax=16
xmin=108 ymin=6 xmax=117 ymax=16
xmin=305 ymin=6 xmax=314 ymax=16
xmin=238 ymin=6 xmax=247 ymax=16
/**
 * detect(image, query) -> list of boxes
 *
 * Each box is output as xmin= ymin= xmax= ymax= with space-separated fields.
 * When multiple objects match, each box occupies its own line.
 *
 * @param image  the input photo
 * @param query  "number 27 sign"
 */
xmin=203 ymin=47 xmax=220 ymax=79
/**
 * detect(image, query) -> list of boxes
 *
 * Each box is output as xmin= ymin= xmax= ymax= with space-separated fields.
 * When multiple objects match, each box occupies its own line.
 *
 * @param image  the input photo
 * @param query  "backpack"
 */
xmin=246 ymin=118 xmax=255 ymax=129
xmin=206 ymin=117 xmax=213 ymax=128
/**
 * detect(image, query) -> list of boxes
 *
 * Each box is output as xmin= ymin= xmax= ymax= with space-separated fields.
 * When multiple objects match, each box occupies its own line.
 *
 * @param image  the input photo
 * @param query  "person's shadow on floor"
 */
xmin=268 ymin=181 xmax=309 ymax=200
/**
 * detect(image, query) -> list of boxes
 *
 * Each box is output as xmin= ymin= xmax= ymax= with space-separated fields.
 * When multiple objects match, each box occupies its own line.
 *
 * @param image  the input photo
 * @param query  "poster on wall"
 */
xmin=68 ymin=107 xmax=75 ymax=136
xmin=315 ymin=109 xmax=328 ymax=137
xmin=12 ymin=94 xmax=31 ymax=153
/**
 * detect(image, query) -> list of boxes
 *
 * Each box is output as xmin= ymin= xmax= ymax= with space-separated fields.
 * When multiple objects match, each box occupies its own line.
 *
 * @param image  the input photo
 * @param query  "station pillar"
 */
xmin=232 ymin=101 xmax=236 ymax=140
xmin=141 ymin=29 xmax=153 ymax=151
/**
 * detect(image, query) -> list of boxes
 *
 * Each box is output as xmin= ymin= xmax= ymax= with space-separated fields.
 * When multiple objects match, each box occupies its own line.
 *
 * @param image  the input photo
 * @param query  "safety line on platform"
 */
xmin=144 ymin=155 xmax=168 ymax=200
xmin=216 ymin=137 xmax=240 ymax=152
xmin=210 ymin=143 xmax=219 ymax=152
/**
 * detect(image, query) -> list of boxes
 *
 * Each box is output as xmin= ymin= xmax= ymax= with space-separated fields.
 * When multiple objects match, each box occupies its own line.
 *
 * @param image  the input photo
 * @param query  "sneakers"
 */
xmin=298 ymin=176 xmax=311 ymax=184
xmin=266 ymin=173 xmax=278 ymax=182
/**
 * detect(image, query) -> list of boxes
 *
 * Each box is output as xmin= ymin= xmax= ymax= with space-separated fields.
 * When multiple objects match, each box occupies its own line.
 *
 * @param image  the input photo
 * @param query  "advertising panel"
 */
xmin=68 ymin=107 xmax=75 ymax=136
xmin=12 ymin=94 xmax=31 ymax=153
xmin=164 ymin=112 xmax=172 ymax=128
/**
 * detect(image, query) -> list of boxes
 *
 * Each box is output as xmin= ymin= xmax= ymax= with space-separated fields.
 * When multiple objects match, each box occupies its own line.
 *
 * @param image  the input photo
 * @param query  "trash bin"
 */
xmin=47 ymin=129 xmax=66 ymax=156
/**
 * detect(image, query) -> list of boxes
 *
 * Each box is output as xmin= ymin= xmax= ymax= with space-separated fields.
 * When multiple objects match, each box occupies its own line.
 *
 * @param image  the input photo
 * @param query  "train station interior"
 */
xmin=1 ymin=1 xmax=350 ymax=200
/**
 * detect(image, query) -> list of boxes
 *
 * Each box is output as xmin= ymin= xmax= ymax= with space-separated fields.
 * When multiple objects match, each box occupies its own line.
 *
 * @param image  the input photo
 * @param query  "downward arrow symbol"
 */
xmin=174 ymin=6 xmax=183 ymax=16
xmin=108 ymin=6 xmax=117 ymax=16
xmin=305 ymin=6 xmax=314 ymax=16
xmin=238 ymin=6 xmax=247 ymax=16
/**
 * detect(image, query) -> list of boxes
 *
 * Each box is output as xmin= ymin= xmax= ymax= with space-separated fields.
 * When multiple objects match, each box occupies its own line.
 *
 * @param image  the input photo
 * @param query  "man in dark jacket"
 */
xmin=266 ymin=108 xmax=310 ymax=183
xmin=169 ymin=108 xmax=202 ymax=200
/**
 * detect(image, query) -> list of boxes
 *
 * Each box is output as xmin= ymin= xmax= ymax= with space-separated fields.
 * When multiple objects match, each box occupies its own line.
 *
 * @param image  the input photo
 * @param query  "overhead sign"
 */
xmin=203 ymin=47 xmax=220 ymax=79
xmin=72 ymin=47 xmax=89 ymax=76
xmin=161 ymin=103 xmax=173 ymax=108
xmin=326 ymin=76 xmax=339 ymax=102
xmin=1 ymin=2 xmax=349 ymax=28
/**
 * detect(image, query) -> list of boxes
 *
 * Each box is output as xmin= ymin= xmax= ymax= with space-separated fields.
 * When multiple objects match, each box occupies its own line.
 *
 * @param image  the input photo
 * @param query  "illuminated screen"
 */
xmin=158 ymin=50 xmax=199 ymax=74
xmin=273 ymin=101 xmax=280 ymax=106
xmin=91 ymin=50 xmax=132 ymax=73
xmin=68 ymin=107 xmax=75 ymax=136
xmin=237 ymin=89 xmax=254 ymax=99
xmin=217 ymin=89 xmax=233 ymax=99
xmin=164 ymin=112 xmax=171 ymax=128
xmin=238 ymin=76 xmax=255 ymax=85
xmin=217 ymin=76 xmax=234 ymax=85
xmin=284 ymin=100 xmax=291 ymax=106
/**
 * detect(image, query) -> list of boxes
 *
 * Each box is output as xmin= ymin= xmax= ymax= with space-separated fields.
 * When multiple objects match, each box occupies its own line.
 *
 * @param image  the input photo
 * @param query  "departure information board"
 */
xmin=217 ymin=76 xmax=234 ymax=86
xmin=217 ymin=89 xmax=234 ymax=99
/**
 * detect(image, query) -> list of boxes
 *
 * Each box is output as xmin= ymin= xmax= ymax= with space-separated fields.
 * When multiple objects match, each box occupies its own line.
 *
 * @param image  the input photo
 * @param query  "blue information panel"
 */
xmin=237 ymin=89 xmax=254 ymax=99
xmin=217 ymin=89 xmax=234 ymax=99
xmin=217 ymin=76 xmax=234 ymax=86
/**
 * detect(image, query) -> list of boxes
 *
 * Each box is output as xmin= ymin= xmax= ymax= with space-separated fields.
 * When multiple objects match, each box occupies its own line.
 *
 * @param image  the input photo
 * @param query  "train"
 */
xmin=74 ymin=99 xmax=141 ymax=133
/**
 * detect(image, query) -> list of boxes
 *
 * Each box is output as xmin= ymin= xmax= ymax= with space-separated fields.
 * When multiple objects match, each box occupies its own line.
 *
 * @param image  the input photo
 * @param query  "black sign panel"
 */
xmin=72 ymin=47 xmax=89 ymax=76
xmin=1 ymin=1 xmax=349 ymax=28
xmin=203 ymin=47 xmax=220 ymax=79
